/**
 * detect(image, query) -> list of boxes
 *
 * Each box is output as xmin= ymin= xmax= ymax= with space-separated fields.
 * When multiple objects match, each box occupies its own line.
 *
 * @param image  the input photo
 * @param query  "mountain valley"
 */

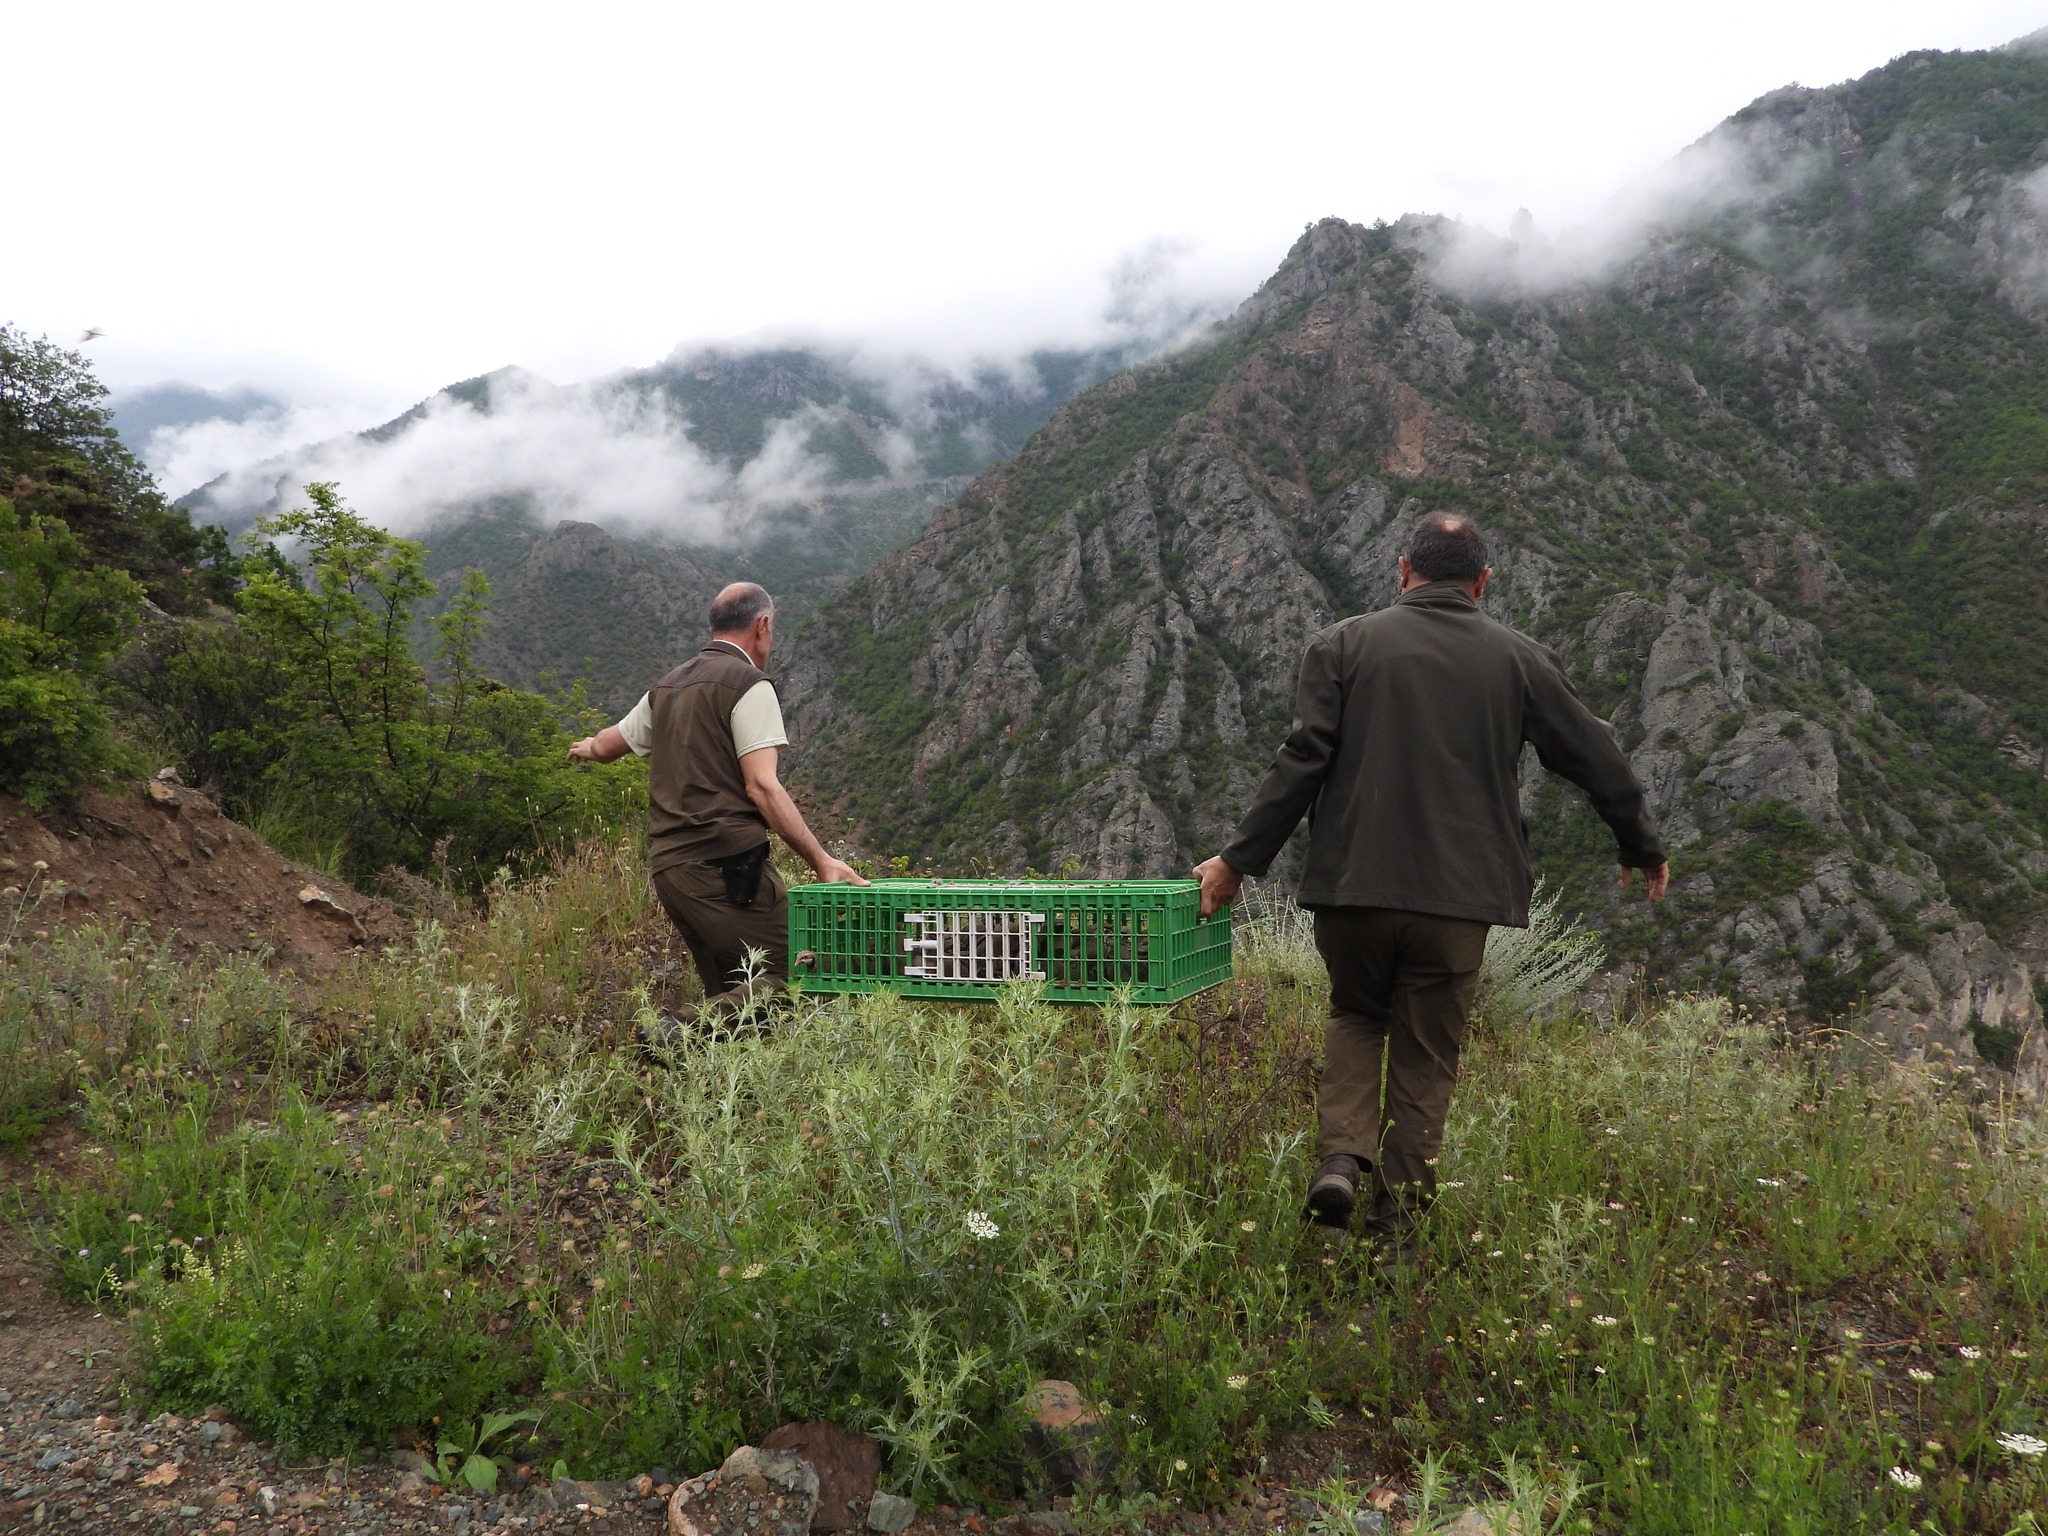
xmin=784 ymin=40 xmax=2048 ymax=1066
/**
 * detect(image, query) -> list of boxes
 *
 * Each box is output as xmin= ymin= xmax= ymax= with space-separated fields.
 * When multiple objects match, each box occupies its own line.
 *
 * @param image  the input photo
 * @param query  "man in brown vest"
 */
xmin=1195 ymin=513 xmax=1667 ymax=1267
xmin=570 ymin=582 xmax=866 ymax=1022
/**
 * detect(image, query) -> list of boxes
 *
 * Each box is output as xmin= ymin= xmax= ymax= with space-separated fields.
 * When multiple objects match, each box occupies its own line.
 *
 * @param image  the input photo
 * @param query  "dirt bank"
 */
xmin=0 ymin=779 xmax=407 ymax=973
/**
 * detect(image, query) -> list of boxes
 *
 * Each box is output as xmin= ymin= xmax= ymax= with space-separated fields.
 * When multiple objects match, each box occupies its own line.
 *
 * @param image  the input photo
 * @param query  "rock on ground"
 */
xmin=668 ymin=1445 xmax=819 ymax=1536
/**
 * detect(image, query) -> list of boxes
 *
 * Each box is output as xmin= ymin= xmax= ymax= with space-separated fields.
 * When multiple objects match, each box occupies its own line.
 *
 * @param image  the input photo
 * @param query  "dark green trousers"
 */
xmin=651 ymin=858 xmax=789 ymax=1015
xmin=1311 ymin=906 xmax=1489 ymax=1229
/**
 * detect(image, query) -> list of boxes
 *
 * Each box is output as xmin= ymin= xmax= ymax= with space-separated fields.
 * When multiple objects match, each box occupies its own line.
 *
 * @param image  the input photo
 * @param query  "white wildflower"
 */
xmin=1908 ymin=1369 xmax=1935 ymax=1383
xmin=1887 ymin=1467 xmax=1923 ymax=1490
xmin=964 ymin=1211 xmax=1000 ymax=1241
xmin=1590 ymin=1315 xmax=1620 ymax=1327
xmin=1441 ymin=1181 xmax=1467 ymax=1189
xmin=1173 ymin=1459 xmax=1188 ymax=1472
xmin=1239 ymin=1220 xmax=1257 ymax=1232
xmin=1997 ymin=1432 xmax=2047 ymax=1458
xmin=740 ymin=1263 xmax=766 ymax=1281
xmin=1225 ymin=1375 xmax=1249 ymax=1390
xmin=1959 ymin=1346 xmax=1983 ymax=1360
xmin=1756 ymin=1177 xmax=1784 ymax=1188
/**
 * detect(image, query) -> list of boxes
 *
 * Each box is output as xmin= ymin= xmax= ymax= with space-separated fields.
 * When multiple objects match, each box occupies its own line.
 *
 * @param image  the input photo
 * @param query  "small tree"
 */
xmin=148 ymin=483 xmax=600 ymax=882
xmin=0 ymin=497 xmax=144 ymax=806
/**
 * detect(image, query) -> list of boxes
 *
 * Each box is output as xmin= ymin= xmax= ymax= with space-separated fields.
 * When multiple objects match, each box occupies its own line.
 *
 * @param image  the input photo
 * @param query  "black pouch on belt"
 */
xmin=710 ymin=843 xmax=770 ymax=907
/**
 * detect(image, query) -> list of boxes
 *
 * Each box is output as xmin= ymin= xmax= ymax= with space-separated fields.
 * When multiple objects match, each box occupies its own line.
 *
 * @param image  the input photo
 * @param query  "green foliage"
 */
xmin=0 ymin=323 xmax=232 ymax=611
xmin=553 ymin=985 xmax=1226 ymax=1487
xmin=108 ymin=1096 xmax=527 ymax=1454
xmin=1728 ymin=800 xmax=1831 ymax=897
xmin=421 ymin=1409 xmax=543 ymax=1493
xmin=125 ymin=482 xmax=633 ymax=885
xmin=0 ymin=496 xmax=144 ymax=805
xmin=1966 ymin=1013 xmax=2024 ymax=1072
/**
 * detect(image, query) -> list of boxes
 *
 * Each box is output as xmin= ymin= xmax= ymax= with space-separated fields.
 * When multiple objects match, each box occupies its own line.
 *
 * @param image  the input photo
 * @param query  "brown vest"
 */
xmin=646 ymin=643 xmax=773 ymax=874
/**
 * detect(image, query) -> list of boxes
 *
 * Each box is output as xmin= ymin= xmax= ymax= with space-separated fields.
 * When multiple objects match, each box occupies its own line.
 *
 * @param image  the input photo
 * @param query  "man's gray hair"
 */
xmin=708 ymin=583 xmax=775 ymax=635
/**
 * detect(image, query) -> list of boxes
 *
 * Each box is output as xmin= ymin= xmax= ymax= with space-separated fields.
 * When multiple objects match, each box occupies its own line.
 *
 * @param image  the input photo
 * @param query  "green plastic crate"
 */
xmin=788 ymin=879 xmax=1232 ymax=1005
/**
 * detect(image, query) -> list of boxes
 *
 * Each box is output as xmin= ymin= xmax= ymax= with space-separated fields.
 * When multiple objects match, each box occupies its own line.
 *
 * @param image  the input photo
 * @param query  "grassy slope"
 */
xmin=7 ymin=842 xmax=2048 ymax=1530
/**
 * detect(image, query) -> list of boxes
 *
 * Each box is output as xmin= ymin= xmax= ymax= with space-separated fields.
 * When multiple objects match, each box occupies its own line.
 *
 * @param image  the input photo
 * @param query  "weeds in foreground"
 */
xmin=6 ymin=848 xmax=2048 ymax=1532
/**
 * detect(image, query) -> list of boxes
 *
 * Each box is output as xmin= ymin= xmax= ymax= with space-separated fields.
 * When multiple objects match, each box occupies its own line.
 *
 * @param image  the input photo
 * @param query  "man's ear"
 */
xmin=1397 ymin=555 xmax=1414 ymax=590
xmin=1471 ymin=567 xmax=1494 ymax=600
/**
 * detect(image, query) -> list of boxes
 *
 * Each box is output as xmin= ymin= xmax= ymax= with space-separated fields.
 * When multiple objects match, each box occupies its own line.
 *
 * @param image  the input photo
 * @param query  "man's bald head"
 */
xmin=1406 ymin=513 xmax=1489 ymax=584
xmin=708 ymin=582 xmax=775 ymax=637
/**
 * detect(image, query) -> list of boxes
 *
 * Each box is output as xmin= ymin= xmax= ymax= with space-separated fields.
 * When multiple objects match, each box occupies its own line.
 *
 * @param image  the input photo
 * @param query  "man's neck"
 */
xmin=709 ymin=636 xmax=759 ymax=666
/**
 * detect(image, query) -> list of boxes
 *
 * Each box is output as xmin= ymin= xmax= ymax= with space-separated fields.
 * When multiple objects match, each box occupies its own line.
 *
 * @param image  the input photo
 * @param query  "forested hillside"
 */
xmin=785 ymin=41 xmax=2048 ymax=1058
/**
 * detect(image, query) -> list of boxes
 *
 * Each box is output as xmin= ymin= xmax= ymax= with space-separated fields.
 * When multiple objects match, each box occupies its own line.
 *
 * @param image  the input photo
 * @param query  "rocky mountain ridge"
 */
xmin=784 ymin=40 xmax=2048 ymax=1081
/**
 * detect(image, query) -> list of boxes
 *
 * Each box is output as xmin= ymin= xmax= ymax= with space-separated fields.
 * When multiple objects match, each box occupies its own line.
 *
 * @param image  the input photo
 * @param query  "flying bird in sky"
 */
xmin=79 ymin=327 xmax=105 ymax=342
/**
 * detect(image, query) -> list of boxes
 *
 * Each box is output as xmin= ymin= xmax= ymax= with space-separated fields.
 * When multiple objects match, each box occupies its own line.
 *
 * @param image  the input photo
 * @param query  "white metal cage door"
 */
xmin=902 ymin=910 xmax=1047 ymax=982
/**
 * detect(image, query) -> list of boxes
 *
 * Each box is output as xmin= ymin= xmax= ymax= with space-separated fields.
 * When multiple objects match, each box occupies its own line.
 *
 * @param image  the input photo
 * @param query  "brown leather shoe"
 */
xmin=1303 ymin=1155 xmax=1361 ymax=1228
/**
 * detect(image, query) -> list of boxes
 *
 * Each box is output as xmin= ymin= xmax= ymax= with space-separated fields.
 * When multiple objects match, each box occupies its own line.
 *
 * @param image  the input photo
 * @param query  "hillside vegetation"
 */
xmin=9 ymin=841 xmax=2048 ymax=1532
xmin=2 ymin=329 xmax=634 ymax=890
xmin=783 ymin=42 xmax=2048 ymax=1060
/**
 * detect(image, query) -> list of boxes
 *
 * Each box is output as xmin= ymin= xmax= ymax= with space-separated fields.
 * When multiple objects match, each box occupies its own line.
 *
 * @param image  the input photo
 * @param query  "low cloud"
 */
xmin=1421 ymin=89 xmax=1852 ymax=302
xmin=192 ymin=370 xmax=802 ymax=543
xmin=168 ymin=240 xmax=1237 ymax=546
xmin=142 ymin=403 xmax=374 ymax=501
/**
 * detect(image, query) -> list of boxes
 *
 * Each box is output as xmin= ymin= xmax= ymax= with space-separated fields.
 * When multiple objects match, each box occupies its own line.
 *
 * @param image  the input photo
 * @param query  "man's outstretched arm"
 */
xmin=1195 ymin=635 xmax=1343 ymax=917
xmin=568 ymin=725 xmax=631 ymax=763
xmin=1522 ymin=648 xmax=1669 ymax=901
xmin=739 ymin=748 xmax=868 ymax=886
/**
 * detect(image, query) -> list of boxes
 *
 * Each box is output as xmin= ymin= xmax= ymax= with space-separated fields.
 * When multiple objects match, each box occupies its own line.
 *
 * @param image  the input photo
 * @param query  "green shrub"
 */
xmin=546 ymin=985 xmax=1227 ymax=1489
xmin=0 ymin=496 xmax=143 ymax=805
xmin=50 ymin=1078 xmax=525 ymax=1454
xmin=121 ymin=483 xmax=638 ymax=885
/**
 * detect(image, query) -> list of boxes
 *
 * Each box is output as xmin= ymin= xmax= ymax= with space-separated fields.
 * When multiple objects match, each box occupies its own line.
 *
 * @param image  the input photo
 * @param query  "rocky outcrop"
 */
xmin=784 ymin=47 xmax=2048 ymax=1070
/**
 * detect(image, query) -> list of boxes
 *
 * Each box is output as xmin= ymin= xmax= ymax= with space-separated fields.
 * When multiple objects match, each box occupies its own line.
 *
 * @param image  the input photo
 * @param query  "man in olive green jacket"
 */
xmin=1196 ymin=512 xmax=1667 ymax=1261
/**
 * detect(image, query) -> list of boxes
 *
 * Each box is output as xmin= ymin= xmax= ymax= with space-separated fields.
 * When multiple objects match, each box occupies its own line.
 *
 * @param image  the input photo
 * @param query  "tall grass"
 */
xmin=7 ymin=844 xmax=2047 ymax=1531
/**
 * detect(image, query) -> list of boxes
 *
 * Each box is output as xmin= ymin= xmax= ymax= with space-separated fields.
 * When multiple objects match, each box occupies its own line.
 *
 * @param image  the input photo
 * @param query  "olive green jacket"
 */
xmin=1219 ymin=582 xmax=1664 ymax=927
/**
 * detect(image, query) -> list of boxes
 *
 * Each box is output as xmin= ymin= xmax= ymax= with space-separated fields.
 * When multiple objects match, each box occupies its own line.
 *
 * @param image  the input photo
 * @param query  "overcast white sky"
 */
xmin=9 ymin=0 xmax=2048 ymax=423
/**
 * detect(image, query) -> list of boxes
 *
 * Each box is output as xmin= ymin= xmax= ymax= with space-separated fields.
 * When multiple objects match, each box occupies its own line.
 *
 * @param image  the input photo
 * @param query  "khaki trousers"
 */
xmin=651 ymin=858 xmax=789 ymax=1016
xmin=1311 ymin=906 xmax=1489 ymax=1230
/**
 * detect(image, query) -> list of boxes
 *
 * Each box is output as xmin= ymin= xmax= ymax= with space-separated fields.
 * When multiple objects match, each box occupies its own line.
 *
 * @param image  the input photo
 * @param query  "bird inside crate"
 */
xmin=902 ymin=910 xmax=1046 ymax=982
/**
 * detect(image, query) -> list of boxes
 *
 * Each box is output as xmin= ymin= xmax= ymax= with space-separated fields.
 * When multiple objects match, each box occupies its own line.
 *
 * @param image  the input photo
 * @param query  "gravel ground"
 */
xmin=0 ymin=1231 xmax=670 ymax=1535
xmin=0 ymin=1225 xmax=1400 ymax=1536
